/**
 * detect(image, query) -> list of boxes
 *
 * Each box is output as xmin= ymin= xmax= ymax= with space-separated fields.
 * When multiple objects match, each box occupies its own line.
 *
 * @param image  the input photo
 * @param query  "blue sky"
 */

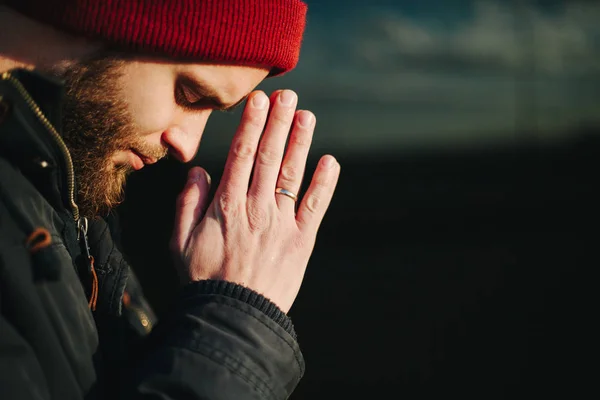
xmin=203 ymin=0 xmax=600 ymax=158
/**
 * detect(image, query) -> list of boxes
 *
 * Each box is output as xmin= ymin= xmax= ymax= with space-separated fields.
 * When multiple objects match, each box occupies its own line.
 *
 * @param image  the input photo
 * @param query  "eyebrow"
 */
xmin=179 ymin=75 xmax=250 ymax=112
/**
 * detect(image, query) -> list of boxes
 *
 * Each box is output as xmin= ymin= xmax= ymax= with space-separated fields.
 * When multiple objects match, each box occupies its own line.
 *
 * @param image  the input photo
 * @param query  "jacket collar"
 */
xmin=0 ymin=68 xmax=78 ymax=220
xmin=6 ymin=68 xmax=65 ymax=127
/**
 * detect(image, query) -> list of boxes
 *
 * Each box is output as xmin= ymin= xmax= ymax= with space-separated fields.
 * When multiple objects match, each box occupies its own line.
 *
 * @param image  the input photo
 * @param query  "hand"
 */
xmin=170 ymin=90 xmax=340 ymax=313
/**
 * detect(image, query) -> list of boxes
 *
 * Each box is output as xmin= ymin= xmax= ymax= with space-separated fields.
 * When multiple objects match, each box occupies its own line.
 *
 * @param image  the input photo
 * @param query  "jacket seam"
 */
xmin=115 ymin=260 xmax=125 ymax=308
xmin=91 ymin=221 xmax=112 ymax=272
xmin=107 ymin=257 xmax=127 ymax=314
xmin=170 ymin=343 xmax=277 ymax=400
xmin=0 ymin=174 xmax=36 ymax=236
xmin=183 ymin=296 xmax=304 ymax=375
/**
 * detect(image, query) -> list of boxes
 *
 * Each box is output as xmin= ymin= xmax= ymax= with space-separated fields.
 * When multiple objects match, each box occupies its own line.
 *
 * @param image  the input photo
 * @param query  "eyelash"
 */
xmin=174 ymin=84 xmax=237 ymax=113
xmin=175 ymin=85 xmax=200 ymax=110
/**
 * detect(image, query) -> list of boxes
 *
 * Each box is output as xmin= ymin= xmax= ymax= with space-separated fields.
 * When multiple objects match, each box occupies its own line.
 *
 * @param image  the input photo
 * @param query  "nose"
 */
xmin=162 ymin=110 xmax=212 ymax=163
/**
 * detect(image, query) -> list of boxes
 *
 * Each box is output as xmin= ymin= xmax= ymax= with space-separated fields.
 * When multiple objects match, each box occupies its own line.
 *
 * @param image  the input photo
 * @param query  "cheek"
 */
xmin=129 ymin=100 xmax=174 ymax=134
xmin=121 ymin=68 xmax=176 ymax=135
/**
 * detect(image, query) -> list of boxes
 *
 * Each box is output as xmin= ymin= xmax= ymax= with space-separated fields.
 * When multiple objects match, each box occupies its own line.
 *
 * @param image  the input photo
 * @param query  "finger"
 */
xmin=296 ymin=155 xmax=340 ymax=234
xmin=219 ymin=91 xmax=269 ymax=198
xmin=248 ymin=90 xmax=298 ymax=202
xmin=171 ymin=167 xmax=211 ymax=252
xmin=275 ymin=110 xmax=315 ymax=212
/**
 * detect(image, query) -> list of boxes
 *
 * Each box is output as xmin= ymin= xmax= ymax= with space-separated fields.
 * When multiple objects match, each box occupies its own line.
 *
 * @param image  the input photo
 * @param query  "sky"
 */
xmin=202 ymin=0 xmax=600 ymax=158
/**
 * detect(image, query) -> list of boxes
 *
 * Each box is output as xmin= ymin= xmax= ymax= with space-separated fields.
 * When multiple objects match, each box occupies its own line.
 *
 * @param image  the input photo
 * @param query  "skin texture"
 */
xmin=0 ymin=6 xmax=341 ymax=312
xmin=59 ymin=54 xmax=272 ymax=217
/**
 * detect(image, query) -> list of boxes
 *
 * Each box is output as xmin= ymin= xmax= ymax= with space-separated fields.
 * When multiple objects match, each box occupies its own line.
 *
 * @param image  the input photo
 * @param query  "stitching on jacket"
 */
xmin=91 ymin=223 xmax=113 ymax=274
xmin=107 ymin=256 xmax=126 ymax=314
xmin=44 ymin=237 xmax=67 ymax=251
xmin=93 ymin=221 xmax=110 ymax=247
xmin=59 ymin=223 xmax=73 ymax=258
xmin=185 ymin=296 xmax=304 ymax=375
xmin=170 ymin=343 xmax=277 ymax=400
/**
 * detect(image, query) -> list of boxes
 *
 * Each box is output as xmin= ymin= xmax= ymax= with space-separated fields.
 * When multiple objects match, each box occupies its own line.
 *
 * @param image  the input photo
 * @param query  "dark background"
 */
xmin=118 ymin=1 xmax=597 ymax=398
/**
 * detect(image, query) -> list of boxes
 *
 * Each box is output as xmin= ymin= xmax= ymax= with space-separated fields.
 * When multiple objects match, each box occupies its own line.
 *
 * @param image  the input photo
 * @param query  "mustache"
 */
xmin=132 ymin=143 xmax=169 ymax=163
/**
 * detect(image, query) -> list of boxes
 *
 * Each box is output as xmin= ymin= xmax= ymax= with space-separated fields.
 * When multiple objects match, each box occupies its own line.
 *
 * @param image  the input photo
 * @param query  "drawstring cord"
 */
xmin=78 ymin=217 xmax=98 ymax=311
xmin=88 ymin=256 xmax=98 ymax=311
xmin=25 ymin=227 xmax=52 ymax=253
xmin=27 ymin=225 xmax=98 ymax=311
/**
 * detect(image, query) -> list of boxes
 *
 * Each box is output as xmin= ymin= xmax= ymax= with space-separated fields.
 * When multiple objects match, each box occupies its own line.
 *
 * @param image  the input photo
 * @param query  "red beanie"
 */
xmin=5 ymin=0 xmax=308 ymax=76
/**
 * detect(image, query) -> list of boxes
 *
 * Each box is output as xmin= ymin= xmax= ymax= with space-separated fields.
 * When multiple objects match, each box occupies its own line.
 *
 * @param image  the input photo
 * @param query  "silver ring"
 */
xmin=275 ymin=187 xmax=298 ymax=202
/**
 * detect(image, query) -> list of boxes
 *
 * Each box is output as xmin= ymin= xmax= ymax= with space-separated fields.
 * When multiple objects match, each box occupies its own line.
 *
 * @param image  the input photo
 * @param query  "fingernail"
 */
xmin=252 ymin=92 xmax=268 ymax=109
xmin=280 ymin=90 xmax=297 ymax=106
xmin=322 ymin=155 xmax=336 ymax=168
xmin=298 ymin=111 xmax=315 ymax=128
xmin=204 ymin=170 xmax=211 ymax=186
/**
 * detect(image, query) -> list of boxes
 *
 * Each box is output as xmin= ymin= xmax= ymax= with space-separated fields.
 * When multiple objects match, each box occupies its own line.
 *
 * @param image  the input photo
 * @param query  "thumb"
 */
xmin=171 ymin=167 xmax=211 ymax=253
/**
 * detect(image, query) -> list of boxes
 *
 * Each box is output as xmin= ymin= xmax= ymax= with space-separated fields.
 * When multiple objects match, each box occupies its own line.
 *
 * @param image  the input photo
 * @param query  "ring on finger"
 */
xmin=275 ymin=187 xmax=298 ymax=202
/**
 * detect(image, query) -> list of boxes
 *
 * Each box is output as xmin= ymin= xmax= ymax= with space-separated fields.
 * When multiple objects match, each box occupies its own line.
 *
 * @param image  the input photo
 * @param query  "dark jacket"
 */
xmin=0 ymin=69 xmax=304 ymax=400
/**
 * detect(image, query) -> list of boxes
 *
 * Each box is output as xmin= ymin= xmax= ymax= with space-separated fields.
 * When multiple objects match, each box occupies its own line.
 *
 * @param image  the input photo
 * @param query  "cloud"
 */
xmin=208 ymin=1 xmax=600 ymax=156
xmin=269 ymin=0 xmax=600 ymax=111
xmin=354 ymin=0 xmax=600 ymax=76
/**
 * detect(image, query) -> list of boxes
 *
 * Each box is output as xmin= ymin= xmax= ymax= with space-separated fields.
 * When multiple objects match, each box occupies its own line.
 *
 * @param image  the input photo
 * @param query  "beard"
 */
xmin=59 ymin=55 xmax=167 ymax=219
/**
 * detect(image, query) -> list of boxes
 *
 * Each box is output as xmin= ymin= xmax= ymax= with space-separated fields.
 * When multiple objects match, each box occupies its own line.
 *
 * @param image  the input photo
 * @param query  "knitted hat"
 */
xmin=4 ymin=0 xmax=307 ymax=76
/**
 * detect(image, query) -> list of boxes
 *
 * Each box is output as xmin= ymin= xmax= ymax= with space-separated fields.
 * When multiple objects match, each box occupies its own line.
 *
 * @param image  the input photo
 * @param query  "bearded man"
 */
xmin=0 ymin=1 xmax=340 ymax=399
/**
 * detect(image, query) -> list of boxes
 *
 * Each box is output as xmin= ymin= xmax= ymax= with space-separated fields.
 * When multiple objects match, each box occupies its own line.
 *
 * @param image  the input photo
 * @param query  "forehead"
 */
xmin=179 ymin=63 xmax=271 ymax=91
xmin=151 ymin=61 xmax=270 ymax=103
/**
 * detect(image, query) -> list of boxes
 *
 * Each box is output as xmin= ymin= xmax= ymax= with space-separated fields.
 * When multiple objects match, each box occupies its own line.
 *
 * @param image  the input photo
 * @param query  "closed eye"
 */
xmin=176 ymin=74 xmax=251 ymax=113
xmin=175 ymin=83 xmax=243 ymax=113
xmin=175 ymin=85 xmax=203 ymax=110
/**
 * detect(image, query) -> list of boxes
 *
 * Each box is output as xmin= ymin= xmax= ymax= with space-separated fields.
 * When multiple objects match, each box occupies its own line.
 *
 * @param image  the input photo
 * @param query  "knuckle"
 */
xmin=244 ymin=113 xmax=264 ymax=129
xmin=270 ymin=110 xmax=292 ymax=126
xmin=291 ymin=131 xmax=312 ymax=147
xmin=304 ymin=193 xmax=322 ymax=214
xmin=279 ymin=164 xmax=300 ymax=183
xmin=217 ymin=192 xmax=240 ymax=221
xmin=246 ymin=206 xmax=269 ymax=231
xmin=231 ymin=140 xmax=255 ymax=161
xmin=257 ymin=147 xmax=279 ymax=166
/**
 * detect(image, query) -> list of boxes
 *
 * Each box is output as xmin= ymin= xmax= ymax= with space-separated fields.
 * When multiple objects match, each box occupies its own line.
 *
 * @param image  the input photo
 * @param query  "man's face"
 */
xmin=59 ymin=54 xmax=269 ymax=218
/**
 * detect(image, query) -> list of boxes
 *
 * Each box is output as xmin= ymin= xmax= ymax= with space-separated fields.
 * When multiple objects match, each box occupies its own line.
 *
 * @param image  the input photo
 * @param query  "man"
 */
xmin=0 ymin=1 xmax=340 ymax=399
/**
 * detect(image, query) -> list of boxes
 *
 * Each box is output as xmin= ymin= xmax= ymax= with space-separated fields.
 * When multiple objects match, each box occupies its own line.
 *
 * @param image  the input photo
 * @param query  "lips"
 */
xmin=130 ymin=149 xmax=158 ymax=168
xmin=128 ymin=150 xmax=145 ymax=170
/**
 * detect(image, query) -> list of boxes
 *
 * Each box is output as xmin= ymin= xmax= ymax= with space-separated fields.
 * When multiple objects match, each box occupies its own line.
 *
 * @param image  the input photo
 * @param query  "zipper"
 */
xmin=1 ymin=72 xmax=98 ymax=310
xmin=1 ymin=71 xmax=80 ymax=221
xmin=1 ymin=72 xmax=149 ymax=325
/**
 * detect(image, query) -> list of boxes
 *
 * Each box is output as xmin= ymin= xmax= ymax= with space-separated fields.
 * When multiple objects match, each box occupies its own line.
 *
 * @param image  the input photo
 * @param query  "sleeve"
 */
xmin=0 ymin=303 xmax=51 ymax=400
xmin=87 ymin=217 xmax=305 ymax=400
xmin=126 ymin=281 xmax=305 ymax=400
